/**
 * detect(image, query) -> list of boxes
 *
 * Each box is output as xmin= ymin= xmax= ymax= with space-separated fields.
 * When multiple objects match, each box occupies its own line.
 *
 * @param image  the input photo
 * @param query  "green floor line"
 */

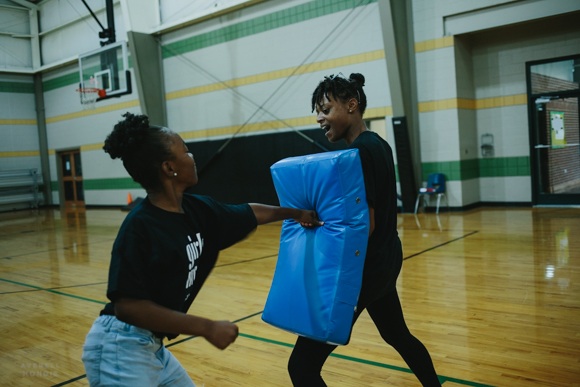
xmin=1 ymin=277 xmax=495 ymax=387
xmin=0 ymin=277 xmax=106 ymax=304
xmin=239 ymin=332 xmax=495 ymax=386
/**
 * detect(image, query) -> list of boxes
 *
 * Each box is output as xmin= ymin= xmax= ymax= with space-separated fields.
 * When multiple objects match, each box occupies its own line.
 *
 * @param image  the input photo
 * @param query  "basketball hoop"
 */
xmin=76 ymin=87 xmax=105 ymax=110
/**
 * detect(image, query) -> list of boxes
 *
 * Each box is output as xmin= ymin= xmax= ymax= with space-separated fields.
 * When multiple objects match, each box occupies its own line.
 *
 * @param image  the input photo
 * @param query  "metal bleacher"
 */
xmin=0 ymin=169 xmax=42 ymax=211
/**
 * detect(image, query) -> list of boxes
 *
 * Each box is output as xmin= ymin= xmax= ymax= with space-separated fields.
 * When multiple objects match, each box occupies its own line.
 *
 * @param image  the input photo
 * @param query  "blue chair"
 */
xmin=414 ymin=173 xmax=448 ymax=214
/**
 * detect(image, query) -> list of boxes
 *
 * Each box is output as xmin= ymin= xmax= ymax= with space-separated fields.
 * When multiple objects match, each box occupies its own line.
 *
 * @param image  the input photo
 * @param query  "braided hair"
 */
xmin=311 ymin=73 xmax=367 ymax=115
xmin=103 ymin=112 xmax=174 ymax=191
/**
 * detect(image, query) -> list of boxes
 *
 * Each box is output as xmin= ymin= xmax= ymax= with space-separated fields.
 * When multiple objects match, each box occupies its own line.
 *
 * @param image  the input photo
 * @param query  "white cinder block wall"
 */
xmin=0 ymin=75 xmax=38 ymax=171
xmin=411 ymin=0 xmax=580 ymax=206
xmin=0 ymin=0 xmax=578 ymax=208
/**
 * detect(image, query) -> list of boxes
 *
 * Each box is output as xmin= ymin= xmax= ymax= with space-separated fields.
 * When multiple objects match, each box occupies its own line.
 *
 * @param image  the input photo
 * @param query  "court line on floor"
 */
xmin=216 ymin=231 xmax=481 ymax=267
xmin=2 ymin=230 xmax=479 ymax=294
xmin=51 ymin=311 xmax=264 ymax=386
xmin=404 ymin=230 xmax=479 ymax=260
xmin=50 ymin=306 xmax=495 ymax=387
xmin=0 ymin=277 xmax=107 ymax=303
xmin=1 ymin=239 xmax=488 ymax=387
xmin=239 ymin=331 xmax=494 ymax=386
xmin=0 ymin=237 xmax=116 ymax=260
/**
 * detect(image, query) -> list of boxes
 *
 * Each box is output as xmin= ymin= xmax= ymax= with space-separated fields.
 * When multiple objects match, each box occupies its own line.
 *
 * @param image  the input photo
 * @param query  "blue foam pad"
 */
xmin=262 ymin=149 xmax=369 ymax=345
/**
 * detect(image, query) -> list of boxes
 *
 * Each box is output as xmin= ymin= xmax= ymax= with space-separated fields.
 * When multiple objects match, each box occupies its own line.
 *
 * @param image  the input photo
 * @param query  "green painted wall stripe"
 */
xmin=162 ymin=0 xmax=375 ymax=59
xmin=421 ymin=156 xmax=530 ymax=181
xmin=49 ymin=178 xmax=140 ymax=191
xmin=479 ymin=156 xmax=530 ymax=178
xmin=83 ymin=177 xmax=141 ymax=190
xmin=45 ymin=157 xmax=529 ymax=193
xmin=39 ymin=0 xmax=376 ymax=90
xmin=0 ymin=81 xmax=34 ymax=93
xmin=43 ymin=72 xmax=80 ymax=92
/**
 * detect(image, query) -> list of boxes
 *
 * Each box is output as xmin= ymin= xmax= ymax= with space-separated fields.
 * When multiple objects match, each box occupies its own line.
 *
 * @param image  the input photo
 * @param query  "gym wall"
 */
xmin=1 ymin=0 xmax=579 ymax=208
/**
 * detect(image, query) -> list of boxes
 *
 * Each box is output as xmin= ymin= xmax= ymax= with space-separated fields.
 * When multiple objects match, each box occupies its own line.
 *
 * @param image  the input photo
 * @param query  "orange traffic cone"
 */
xmin=127 ymin=193 xmax=133 ymax=205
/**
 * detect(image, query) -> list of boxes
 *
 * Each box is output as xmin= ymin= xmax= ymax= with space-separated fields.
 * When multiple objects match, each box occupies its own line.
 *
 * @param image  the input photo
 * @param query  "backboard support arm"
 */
xmin=80 ymin=0 xmax=116 ymax=45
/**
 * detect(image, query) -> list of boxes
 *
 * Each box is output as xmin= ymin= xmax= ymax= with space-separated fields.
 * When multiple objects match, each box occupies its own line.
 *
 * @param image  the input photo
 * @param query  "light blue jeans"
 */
xmin=82 ymin=315 xmax=195 ymax=386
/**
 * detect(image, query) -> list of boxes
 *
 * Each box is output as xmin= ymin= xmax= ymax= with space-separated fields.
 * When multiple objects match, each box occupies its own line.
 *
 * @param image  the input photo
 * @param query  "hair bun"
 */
xmin=103 ymin=112 xmax=150 ymax=160
xmin=349 ymin=73 xmax=365 ymax=87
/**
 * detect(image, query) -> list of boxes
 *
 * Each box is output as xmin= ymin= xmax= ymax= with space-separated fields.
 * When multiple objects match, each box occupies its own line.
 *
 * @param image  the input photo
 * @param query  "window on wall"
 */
xmin=527 ymin=54 xmax=580 ymax=204
xmin=530 ymin=57 xmax=580 ymax=94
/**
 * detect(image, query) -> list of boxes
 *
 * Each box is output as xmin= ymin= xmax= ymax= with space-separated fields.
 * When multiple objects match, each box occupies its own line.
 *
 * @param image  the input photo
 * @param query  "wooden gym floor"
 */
xmin=0 ymin=206 xmax=579 ymax=386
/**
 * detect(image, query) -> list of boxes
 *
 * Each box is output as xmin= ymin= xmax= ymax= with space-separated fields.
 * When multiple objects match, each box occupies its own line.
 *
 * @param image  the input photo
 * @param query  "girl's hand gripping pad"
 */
xmin=262 ymin=149 xmax=369 ymax=345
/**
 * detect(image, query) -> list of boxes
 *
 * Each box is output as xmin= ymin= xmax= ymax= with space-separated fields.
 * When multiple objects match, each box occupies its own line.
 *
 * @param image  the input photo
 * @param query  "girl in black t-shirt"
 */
xmin=81 ymin=113 xmax=322 ymax=386
xmin=287 ymin=74 xmax=441 ymax=386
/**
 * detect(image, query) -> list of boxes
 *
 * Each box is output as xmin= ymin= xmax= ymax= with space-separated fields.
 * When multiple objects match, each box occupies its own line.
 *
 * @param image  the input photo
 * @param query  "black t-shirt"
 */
xmin=350 ymin=131 xmax=402 ymax=299
xmin=101 ymin=194 xmax=257 ymax=338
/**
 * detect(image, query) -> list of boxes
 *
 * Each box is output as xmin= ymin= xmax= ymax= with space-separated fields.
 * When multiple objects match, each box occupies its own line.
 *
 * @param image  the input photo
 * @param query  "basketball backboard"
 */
xmin=78 ymin=40 xmax=131 ymax=102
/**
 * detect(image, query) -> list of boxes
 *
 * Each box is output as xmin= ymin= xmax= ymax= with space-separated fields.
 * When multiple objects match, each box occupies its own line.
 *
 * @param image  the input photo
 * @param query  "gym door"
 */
xmin=59 ymin=149 xmax=85 ymax=207
xmin=528 ymin=55 xmax=580 ymax=205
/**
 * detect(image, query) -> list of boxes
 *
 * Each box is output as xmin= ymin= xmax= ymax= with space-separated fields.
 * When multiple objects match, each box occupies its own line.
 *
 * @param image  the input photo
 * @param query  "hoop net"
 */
xmin=76 ymin=87 xmax=101 ymax=110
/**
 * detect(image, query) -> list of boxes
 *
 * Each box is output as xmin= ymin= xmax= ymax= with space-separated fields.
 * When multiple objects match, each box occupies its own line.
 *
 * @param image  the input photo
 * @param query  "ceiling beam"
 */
xmin=7 ymin=0 xmax=37 ymax=10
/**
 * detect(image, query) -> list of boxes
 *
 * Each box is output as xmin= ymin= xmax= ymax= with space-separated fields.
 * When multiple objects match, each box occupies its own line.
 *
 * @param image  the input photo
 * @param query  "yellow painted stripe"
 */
xmin=46 ymin=100 xmax=140 ymax=124
xmin=179 ymin=116 xmax=318 ymax=140
xmin=41 ymin=50 xmax=385 ymax=126
xmin=0 ymin=150 xmax=40 ymax=157
xmin=415 ymin=36 xmax=454 ymax=53
xmin=419 ymin=98 xmax=461 ymax=112
xmin=0 ymin=92 xmax=525 ymax=159
xmin=475 ymin=94 xmax=527 ymax=109
xmin=81 ymin=143 xmax=105 ymax=152
xmin=2 ymin=36 xmax=524 ymax=159
xmin=366 ymin=106 xmax=393 ymax=118
xmin=0 ymin=119 xmax=37 ymax=125
xmin=166 ymin=50 xmax=386 ymax=100
xmin=0 ymin=149 xmax=56 ymax=158
xmin=0 ymin=107 xmax=394 ymax=157
xmin=24 ymin=44 xmax=516 ymax=130
xmin=419 ymin=94 xmax=527 ymax=112
xmin=178 ymin=106 xmax=393 ymax=141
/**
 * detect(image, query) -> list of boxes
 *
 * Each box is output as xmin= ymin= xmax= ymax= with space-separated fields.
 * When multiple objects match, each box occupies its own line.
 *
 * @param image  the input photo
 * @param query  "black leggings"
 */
xmin=287 ymin=287 xmax=441 ymax=386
